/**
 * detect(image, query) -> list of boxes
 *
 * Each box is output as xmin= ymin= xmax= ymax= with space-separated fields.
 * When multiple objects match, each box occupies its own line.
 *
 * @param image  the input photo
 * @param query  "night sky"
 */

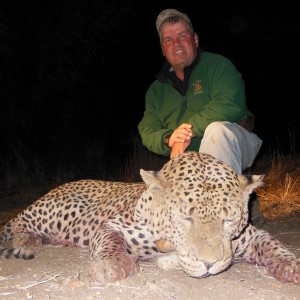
xmin=1 ymin=0 xmax=299 ymax=178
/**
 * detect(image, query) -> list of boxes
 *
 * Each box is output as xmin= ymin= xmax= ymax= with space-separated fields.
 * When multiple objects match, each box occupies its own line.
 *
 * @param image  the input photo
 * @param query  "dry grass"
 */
xmin=253 ymin=150 xmax=300 ymax=220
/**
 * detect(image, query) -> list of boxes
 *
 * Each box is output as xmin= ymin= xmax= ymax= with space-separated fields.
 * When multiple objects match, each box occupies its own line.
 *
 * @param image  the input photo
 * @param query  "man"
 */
xmin=138 ymin=9 xmax=264 ymax=226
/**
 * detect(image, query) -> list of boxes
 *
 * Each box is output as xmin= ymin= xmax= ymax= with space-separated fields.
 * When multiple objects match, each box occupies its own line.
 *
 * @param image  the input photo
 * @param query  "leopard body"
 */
xmin=0 ymin=152 xmax=299 ymax=284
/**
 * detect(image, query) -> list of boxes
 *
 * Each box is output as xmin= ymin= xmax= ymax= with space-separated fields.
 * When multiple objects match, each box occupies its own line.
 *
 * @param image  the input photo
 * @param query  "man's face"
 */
xmin=160 ymin=20 xmax=198 ymax=71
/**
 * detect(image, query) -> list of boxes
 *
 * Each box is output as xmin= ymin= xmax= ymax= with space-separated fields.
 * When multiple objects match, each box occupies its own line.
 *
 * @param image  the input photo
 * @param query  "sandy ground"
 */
xmin=0 ymin=211 xmax=299 ymax=300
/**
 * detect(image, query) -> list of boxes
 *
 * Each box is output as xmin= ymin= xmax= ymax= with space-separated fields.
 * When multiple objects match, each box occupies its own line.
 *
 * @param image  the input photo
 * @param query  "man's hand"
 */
xmin=169 ymin=123 xmax=194 ymax=159
xmin=169 ymin=123 xmax=193 ymax=147
xmin=170 ymin=140 xmax=191 ymax=158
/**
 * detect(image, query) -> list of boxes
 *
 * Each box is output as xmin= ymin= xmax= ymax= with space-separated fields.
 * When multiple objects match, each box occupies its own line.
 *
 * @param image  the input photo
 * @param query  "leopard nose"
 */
xmin=204 ymin=262 xmax=213 ymax=270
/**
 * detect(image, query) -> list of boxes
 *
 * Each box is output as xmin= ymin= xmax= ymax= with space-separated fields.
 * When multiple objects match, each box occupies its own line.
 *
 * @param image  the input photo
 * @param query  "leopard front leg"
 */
xmin=155 ymin=252 xmax=182 ymax=270
xmin=86 ymin=225 xmax=140 ymax=285
xmin=233 ymin=224 xmax=300 ymax=284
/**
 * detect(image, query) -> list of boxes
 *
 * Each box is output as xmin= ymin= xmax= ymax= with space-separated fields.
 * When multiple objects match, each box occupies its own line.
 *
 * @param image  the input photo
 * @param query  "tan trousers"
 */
xmin=199 ymin=121 xmax=263 ymax=175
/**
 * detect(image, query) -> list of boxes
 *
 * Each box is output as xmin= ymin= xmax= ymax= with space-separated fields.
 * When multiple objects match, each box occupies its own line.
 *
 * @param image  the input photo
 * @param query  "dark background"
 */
xmin=1 ymin=0 xmax=299 ymax=179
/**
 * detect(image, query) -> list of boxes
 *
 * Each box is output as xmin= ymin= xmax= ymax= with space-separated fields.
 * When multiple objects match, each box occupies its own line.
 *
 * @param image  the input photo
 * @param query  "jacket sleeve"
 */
xmin=138 ymin=85 xmax=172 ymax=156
xmin=186 ymin=56 xmax=248 ymax=138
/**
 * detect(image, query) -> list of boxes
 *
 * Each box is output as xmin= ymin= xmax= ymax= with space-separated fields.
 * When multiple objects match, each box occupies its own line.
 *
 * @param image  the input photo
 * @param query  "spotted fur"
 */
xmin=0 ymin=152 xmax=299 ymax=284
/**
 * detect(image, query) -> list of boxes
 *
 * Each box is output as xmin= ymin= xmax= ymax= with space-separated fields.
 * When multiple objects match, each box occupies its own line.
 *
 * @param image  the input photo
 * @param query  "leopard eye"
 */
xmin=175 ymin=215 xmax=194 ymax=227
xmin=179 ymin=207 xmax=195 ymax=225
xmin=223 ymin=219 xmax=234 ymax=226
xmin=183 ymin=216 xmax=193 ymax=223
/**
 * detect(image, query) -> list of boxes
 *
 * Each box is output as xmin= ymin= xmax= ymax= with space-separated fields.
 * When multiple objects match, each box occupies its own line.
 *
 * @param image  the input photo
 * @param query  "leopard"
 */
xmin=0 ymin=151 xmax=299 ymax=285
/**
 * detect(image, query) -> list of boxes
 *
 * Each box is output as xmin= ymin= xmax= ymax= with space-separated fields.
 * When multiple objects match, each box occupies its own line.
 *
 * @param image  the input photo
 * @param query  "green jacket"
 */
xmin=138 ymin=50 xmax=249 ymax=156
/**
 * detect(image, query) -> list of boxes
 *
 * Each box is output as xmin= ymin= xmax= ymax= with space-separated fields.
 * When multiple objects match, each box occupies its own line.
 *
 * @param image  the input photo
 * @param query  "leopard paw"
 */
xmin=267 ymin=258 xmax=300 ymax=284
xmin=87 ymin=255 xmax=140 ymax=285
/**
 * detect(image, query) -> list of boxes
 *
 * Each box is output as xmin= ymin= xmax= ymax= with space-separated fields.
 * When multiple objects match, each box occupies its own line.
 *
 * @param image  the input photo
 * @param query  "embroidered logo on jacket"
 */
xmin=193 ymin=80 xmax=203 ymax=94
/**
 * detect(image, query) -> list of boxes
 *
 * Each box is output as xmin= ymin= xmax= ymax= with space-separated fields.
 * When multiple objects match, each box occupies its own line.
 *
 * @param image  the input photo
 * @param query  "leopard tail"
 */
xmin=0 ymin=219 xmax=35 ymax=259
xmin=0 ymin=247 xmax=34 ymax=259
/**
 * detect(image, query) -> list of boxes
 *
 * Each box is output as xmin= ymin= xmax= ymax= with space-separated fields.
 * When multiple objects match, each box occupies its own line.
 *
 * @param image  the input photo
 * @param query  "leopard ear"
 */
xmin=239 ymin=174 xmax=265 ymax=194
xmin=140 ymin=169 xmax=163 ymax=190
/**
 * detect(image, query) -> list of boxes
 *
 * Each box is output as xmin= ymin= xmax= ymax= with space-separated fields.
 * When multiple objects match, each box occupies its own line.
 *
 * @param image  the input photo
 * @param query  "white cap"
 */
xmin=156 ymin=9 xmax=193 ymax=33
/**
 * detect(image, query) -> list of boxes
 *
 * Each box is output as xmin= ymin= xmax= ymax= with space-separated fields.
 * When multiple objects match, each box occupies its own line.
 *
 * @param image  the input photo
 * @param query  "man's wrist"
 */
xmin=163 ymin=133 xmax=172 ymax=148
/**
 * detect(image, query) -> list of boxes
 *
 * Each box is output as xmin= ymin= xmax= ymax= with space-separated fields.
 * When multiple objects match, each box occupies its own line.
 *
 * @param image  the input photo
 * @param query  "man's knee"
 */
xmin=204 ymin=121 xmax=233 ymax=137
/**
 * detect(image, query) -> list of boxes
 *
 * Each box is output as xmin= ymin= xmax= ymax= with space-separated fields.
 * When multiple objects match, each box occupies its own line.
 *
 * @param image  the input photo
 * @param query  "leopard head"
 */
xmin=139 ymin=152 xmax=264 ymax=278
